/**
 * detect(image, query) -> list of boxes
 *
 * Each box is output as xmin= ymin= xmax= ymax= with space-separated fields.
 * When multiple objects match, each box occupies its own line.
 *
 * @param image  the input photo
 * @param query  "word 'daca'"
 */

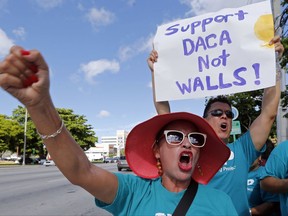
xmin=183 ymin=30 xmax=232 ymax=56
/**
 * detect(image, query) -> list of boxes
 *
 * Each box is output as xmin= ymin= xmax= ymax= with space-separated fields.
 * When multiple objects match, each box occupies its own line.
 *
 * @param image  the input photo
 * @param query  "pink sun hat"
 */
xmin=125 ymin=112 xmax=230 ymax=184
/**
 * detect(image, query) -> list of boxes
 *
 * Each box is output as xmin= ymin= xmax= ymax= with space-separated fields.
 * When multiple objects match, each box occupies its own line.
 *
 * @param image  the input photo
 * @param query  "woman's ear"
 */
xmin=153 ymin=143 xmax=160 ymax=158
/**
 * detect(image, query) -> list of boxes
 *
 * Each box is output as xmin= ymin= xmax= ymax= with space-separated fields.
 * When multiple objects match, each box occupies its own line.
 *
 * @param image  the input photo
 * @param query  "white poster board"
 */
xmin=153 ymin=0 xmax=276 ymax=102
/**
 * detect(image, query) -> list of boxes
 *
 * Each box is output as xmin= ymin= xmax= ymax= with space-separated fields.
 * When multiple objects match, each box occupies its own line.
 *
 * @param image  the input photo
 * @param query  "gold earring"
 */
xmin=156 ymin=158 xmax=163 ymax=176
xmin=197 ymin=163 xmax=203 ymax=176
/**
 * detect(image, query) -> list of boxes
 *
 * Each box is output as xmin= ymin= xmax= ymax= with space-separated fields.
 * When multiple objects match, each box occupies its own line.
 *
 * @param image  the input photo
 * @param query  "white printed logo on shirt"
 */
xmin=219 ymin=151 xmax=236 ymax=172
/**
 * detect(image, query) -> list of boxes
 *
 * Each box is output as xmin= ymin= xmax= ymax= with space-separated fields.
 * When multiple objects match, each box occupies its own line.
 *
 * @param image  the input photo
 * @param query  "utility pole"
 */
xmin=22 ymin=108 xmax=28 ymax=165
xmin=273 ymin=0 xmax=288 ymax=143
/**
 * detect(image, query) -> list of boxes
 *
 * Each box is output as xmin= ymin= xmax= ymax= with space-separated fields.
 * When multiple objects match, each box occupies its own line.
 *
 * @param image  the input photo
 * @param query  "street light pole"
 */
xmin=22 ymin=108 xmax=28 ymax=166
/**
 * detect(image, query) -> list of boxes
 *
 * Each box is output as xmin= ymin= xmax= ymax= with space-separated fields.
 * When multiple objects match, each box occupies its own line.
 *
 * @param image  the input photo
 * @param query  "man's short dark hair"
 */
xmin=203 ymin=95 xmax=232 ymax=118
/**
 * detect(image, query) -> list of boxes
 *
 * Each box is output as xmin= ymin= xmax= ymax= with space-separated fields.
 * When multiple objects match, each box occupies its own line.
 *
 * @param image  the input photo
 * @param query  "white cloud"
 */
xmin=97 ymin=110 xmax=111 ymax=118
xmin=86 ymin=7 xmax=115 ymax=30
xmin=180 ymin=0 xmax=265 ymax=16
xmin=80 ymin=59 xmax=120 ymax=83
xmin=34 ymin=0 xmax=63 ymax=10
xmin=118 ymin=46 xmax=132 ymax=62
xmin=0 ymin=29 xmax=14 ymax=58
xmin=118 ymin=34 xmax=154 ymax=61
xmin=139 ymin=34 xmax=155 ymax=53
xmin=12 ymin=27 xmax=26 ymax=40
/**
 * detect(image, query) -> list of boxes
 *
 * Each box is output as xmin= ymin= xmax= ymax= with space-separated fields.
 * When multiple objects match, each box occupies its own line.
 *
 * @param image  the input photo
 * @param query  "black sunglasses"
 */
xmin=208 ymin=109 xmax=234 ymax=119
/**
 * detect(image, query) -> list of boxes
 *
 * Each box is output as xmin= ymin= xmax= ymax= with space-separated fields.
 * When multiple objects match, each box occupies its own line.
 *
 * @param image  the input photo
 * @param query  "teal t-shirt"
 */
xmin=207 ymin=131 xmax=262 ymax=216
xmin=247 ymin=166 xmax=279 ymax=208
xmin=95 ymin=173 xmax=237 ymax=216
xmin=261 ymin=141 xmax=288 ymax=216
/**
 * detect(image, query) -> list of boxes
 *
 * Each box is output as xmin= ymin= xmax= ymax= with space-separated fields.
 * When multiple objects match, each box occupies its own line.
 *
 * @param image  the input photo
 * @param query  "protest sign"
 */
xmin=153 ymin=0 xmax=276 ymax=102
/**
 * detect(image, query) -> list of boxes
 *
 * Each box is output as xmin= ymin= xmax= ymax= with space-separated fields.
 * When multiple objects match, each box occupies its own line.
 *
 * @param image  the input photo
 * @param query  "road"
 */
xmin=0 ymin=163 xmax=130 ymax=216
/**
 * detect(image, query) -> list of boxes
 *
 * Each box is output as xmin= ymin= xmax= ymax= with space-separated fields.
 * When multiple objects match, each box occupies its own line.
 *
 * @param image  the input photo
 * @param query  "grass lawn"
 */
xmin=0 ymin=161 xmax=19 ymax=166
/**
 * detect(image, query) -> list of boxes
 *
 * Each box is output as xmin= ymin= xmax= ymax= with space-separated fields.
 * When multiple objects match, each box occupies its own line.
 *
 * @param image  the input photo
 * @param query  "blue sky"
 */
xmin=0 ymin=0 xmax=272 ymax=140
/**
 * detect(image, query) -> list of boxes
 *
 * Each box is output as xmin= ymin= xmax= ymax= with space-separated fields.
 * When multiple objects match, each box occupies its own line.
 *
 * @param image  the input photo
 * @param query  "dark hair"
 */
xmin=261 ymin=139 xmax=275 ymax=160
xmin=154 ymin=127 xmax=166 ymax=146
xmin=203 ymin=95 xmax=232 ymax=118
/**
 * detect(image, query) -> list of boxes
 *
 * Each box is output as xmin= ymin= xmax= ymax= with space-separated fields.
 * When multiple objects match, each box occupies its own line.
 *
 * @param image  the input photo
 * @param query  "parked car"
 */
xmin=15 ymin=157 xmax=35 ymax=164
xmin=38 ymin=159 xmax=46 ymax=165
xmin=117 ymin=156 xmax=130 ymax=171
xmin=43 ymin=160 xmax=55 ymax=166
xmin=103 ymin=157 xmax=114 ymax=163
xmin=112 ymin=156 xmax=120 ymax=163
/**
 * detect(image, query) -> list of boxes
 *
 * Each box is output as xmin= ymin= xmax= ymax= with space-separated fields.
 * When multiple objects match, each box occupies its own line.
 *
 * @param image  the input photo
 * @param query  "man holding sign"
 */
xmin=147 ymin=1 xmax=284 ymax=216
xmin=152 ymin=1 xmax=278 ymax=101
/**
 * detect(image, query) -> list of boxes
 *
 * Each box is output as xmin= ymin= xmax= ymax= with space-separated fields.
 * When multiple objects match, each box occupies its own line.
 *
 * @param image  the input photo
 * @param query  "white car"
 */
xmin=43 ymin=160 xmax=55 ymax=166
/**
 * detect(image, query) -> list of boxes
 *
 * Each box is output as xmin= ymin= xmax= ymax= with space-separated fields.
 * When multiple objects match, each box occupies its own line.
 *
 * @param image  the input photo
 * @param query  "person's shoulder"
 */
xmin=236 ymin=131 xmax=251 ymax=142
xmin=228 ymin=131 xmax=251 ymax=146
xmin=115 ymin=172 xmax=157 ymax=185
xmin=114 ymin=172 xmax=138 ymax=183
xmin=229 ymin=131 xmax=259 ymax=154
xmin=276 ymin=140 xmax=288 ymax=149
xmin=253 ymin=166 xmax=265 ymax=178
xmin=267 ymin=141 xmax=288 ymax=157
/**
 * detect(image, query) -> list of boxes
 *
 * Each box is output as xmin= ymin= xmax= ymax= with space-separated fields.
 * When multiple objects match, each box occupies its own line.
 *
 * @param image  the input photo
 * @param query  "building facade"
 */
xmin=101 ymin=130 xmax=128 ymax=156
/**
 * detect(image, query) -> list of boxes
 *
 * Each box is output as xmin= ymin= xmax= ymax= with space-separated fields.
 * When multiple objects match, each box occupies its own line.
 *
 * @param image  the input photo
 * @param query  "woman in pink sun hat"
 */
xmin=0 ymin=46 xmax=237 ymax=215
